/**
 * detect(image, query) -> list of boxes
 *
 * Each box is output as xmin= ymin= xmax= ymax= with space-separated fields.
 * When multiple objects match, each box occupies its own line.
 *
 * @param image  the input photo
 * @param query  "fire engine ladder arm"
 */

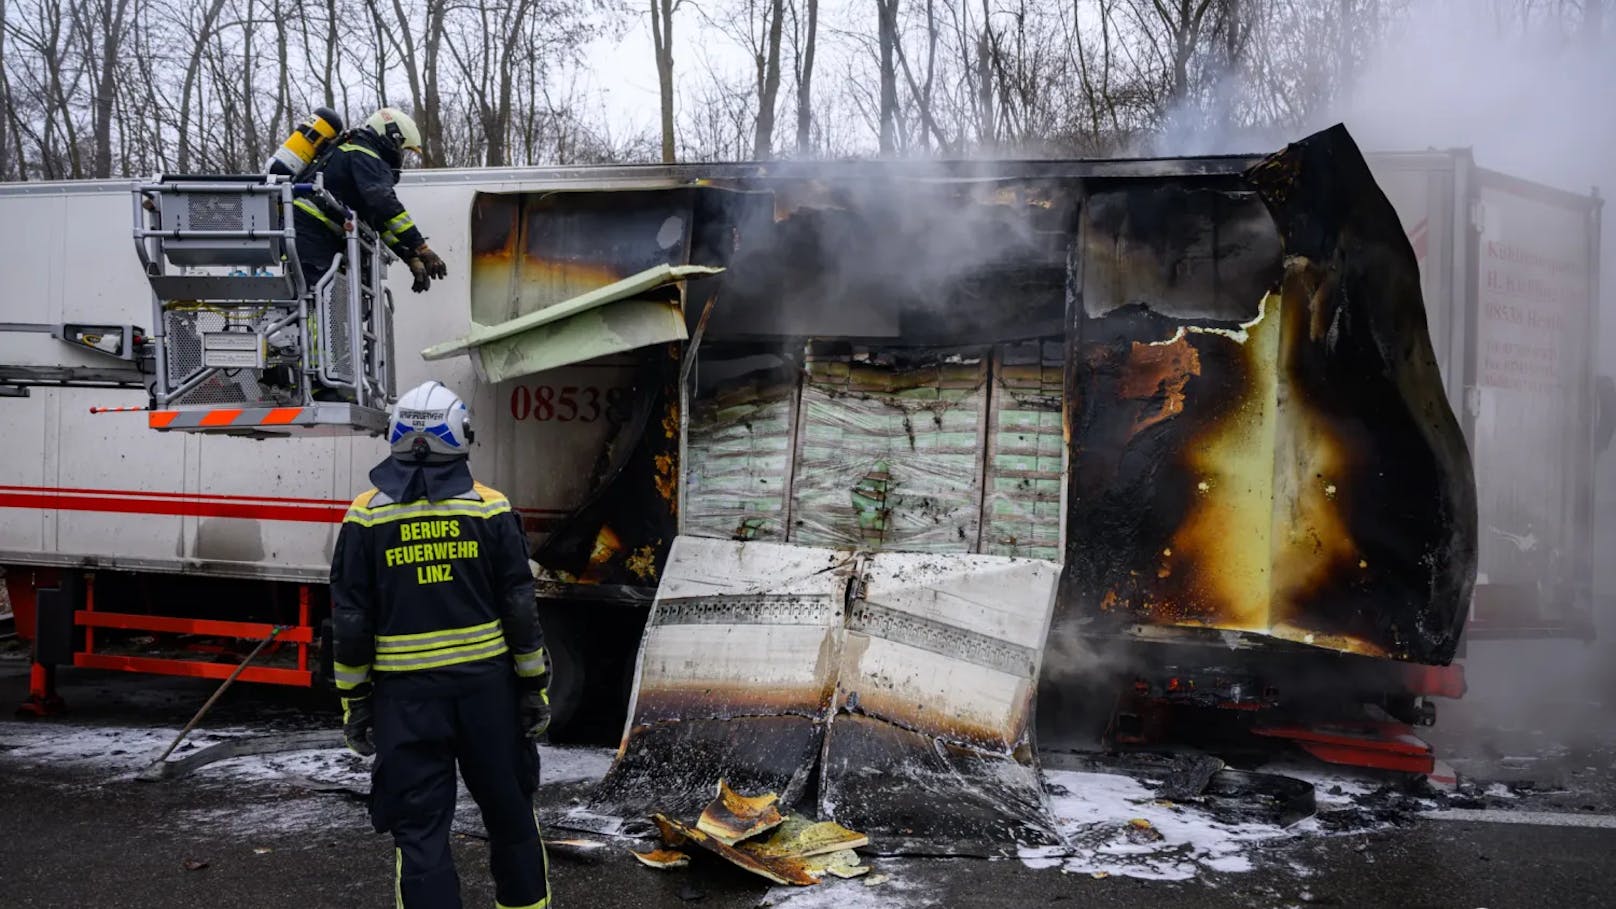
xmin=421 ymin=263 xmax=724 ymax=383
xmin=0 ymin=323 xmax=151 ymax=397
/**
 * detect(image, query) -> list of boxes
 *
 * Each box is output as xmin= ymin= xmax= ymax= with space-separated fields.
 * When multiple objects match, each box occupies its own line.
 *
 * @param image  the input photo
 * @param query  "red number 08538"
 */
xmin=509 ymin=385 xmax=628 ymax=423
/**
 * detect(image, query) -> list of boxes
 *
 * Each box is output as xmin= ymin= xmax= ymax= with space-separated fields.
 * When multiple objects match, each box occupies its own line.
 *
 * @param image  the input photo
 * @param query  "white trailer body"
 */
xmin=0 ymin=154 xmax=1602 ymax=640
xmin=0 ymin=170 xmax=646 ymax=582
xmin=1369 ymin=154 xmax=1602 ymax=637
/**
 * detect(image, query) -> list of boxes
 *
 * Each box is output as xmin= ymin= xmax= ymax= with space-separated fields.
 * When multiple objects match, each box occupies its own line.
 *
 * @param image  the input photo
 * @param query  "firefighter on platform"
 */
xmin=330 ymin=380 xmax=553 ymax=909
xmin=294 ymin=107 xmax=448 ymax=295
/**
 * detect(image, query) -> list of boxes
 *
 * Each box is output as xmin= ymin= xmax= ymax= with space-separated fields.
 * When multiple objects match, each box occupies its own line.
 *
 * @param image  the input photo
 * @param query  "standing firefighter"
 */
xmin=331 ymin=380 xmax=553 ymax=909
xmin=294 ymin=107 xmax=448 ymax=295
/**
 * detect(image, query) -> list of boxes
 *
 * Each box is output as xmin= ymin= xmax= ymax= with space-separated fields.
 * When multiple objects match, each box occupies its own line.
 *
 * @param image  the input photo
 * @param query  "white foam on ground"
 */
xmin=540 ymin=745 xmax=616 ymax=784
xmin=0 ymin=720 xmax=255 ymax=776
xmin=1038 ymin=769 xmax=1291 ymax=881
xmin=172 ymin=792 xmax=370 ymax=837
xmin=1 ymin=720 xmax=615 ymax=793
xmin=1485 ymin=782 xmax=1518 ymax=799
xmin=763 ymin=871 xmax=925 ymax=908
xmin=194 ymin=747 xmax=372 ymax=788
xmin=1253 ymin=760 xmax=1382 ymax=809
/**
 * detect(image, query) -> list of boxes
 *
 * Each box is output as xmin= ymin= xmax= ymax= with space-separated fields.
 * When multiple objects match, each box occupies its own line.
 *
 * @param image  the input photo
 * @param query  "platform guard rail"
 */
xmin=132 ymin=173 xmax=395 ymax=435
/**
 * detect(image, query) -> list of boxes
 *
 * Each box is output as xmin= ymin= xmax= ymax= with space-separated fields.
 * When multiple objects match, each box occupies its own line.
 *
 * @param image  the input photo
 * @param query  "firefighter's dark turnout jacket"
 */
xmin=294 ymin=127 xmax=426 ymax=289
xmin=331 ymin=458 xmax=551 ymax=909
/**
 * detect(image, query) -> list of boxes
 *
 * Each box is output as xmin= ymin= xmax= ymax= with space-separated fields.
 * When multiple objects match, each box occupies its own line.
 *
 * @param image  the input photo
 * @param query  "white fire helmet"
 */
xmin=389 ymin=381 xmax=473 ymax=460
xmin=366 ymin=107 xmax=423 ymax=153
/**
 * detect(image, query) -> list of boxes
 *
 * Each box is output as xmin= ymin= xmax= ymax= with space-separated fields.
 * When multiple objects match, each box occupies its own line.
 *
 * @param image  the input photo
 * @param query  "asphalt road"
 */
xmin=2 ymin=657 xmax=1613 ymax=909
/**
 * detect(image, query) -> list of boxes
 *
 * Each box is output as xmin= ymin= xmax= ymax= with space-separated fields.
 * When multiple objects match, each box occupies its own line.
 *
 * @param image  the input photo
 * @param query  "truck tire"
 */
xmin=536 ymin=606 xmax=586 ymax=741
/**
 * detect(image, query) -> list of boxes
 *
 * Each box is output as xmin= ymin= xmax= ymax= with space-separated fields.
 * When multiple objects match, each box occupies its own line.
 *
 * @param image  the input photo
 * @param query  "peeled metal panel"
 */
xmin=574 ymin=540 xmax=1063 ymax=856
xmin=1363 ymin=157 xmax=1457 ymax=388
xmin=1061 ymin=125 xmax=1477 ymax=663
xmin=820 ymin=552 xmax=1062 ymax=855
xmin=576 ymin=537 xmax=851 ymax=833
xmin=465 ymin=298 xmax=688 ymax=383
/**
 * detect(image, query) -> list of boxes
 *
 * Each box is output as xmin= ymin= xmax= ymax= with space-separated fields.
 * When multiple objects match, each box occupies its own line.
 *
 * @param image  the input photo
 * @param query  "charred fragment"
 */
xmin=631 ymin=847 xmax=690 ymax=869
xmin=697 ymin=780 xmax=786 ymax=845
xmin=636 ymin=781 xmax=874 ymax=886
xmin=744 ymin=816 xmax=871 ymax=858
xmin=581 ymin=540 xmax=851 ymax=830
xmin=649 ymin=814 xmax=821 ymax=886
xmin=579 ymin=540 xmax=1062 ymax=857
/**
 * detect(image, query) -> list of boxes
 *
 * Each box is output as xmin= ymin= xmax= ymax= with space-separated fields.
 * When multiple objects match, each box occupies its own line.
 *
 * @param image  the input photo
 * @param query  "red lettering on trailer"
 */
xmin=509 ymin=385 xmax=629 ymax=423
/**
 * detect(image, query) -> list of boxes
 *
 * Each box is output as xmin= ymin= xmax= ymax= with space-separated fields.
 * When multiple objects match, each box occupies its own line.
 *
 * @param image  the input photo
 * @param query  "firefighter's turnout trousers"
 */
xmin=373 ymin=669 xmax=550 ymax=909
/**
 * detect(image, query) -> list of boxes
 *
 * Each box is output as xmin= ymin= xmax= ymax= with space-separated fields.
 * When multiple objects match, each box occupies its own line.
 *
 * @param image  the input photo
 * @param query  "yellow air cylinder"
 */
xmin=265 ymin=107 xmax=345 ymax=178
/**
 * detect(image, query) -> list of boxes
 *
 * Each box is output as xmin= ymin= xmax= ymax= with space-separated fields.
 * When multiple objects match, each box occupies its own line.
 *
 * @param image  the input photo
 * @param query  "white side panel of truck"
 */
xmin=0 ymin=175 xmax=634 ymax=580
xmin=1467 ymin=171 xmax=1599 ymax=629
xmin=1369 ymin=154 xmax=1602 ymax=634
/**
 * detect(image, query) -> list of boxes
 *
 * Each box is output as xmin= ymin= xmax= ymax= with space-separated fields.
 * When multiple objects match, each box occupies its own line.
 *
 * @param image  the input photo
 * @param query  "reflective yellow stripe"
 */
xmin=394 ymin=847 xmax=403 ymax=909
xmin=377 ymin=627 xmax=502 ymax=657
xmin=384 ymin=211 xmax=415 ymax=234
xmin=333 ymin=661 xmax=371 ymax=690
xmin=375 ymin=618 xmax=501 ymax=650
xmin=340 ymin=142 xmax=382 ymax=160
xmin=495 ymin=834 xmax=551 ymax=909
xmin=513 ymin=648 xmax=548 ymax=679
xmin=374 ymin=636 xmax=510 ymax=672
xmin=293 ymin=198 xmax=343 ymax=234
xmin=496 ymin=897 xmax=550 ymax=909
xmin=344 ymin=497 xmax=512 ymax=527
xmin=382 ymin=230 xmax=399 ymax=246
xmin=341 ymin=696 xmax=366 ymax=722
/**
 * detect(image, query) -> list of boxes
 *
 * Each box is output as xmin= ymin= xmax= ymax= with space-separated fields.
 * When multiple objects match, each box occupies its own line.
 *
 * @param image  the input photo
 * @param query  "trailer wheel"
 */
xmin=535 ymin=606 xmax=586 ymax=741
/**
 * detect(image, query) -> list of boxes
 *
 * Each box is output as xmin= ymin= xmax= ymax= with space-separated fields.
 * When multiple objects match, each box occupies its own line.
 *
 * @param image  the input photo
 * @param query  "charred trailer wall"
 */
xmin=662 ymin=131 xmax=1475 ymax=666
xmin=1058 ymin=125 xmax=1478 ymax=666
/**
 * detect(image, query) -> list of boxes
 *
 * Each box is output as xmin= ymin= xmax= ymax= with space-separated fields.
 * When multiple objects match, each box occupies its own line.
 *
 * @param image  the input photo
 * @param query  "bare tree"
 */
xmin=176 ymin=0 xmax=231 ymax=171
xmin=0 ymin=0 xmax=11 ymax=179
xmin=1132 ymin=0 xmax=1218 ymax=109
xmin=791 ymin=0 xmax=818 ymax=154
xmin=876 ymin=0 xmax=900 ymax=153
xmin=651 ymin=0 xmax=681 ymax=162
xmin=892 ymin=0 xmax=947 ymax=150
xmin=753 ymin=0 xmax=785 ymax=157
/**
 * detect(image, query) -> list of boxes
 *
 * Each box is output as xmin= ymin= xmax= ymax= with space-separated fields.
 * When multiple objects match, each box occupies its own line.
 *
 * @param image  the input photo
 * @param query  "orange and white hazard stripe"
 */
xmin=147 ymin=406 xmax=310 ymax=429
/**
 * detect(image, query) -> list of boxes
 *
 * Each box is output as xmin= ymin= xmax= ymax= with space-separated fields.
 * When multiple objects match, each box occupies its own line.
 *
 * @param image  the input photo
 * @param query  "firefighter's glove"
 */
xmin=406 ymin=257 xmax=431 ymax=294
xmin=342 ymin=696 xmax=376 ymax=757
xmin=519 ymin=688 xmax=551 ymax=741
xmin=416 ymin=245 xmax=448 ymax=280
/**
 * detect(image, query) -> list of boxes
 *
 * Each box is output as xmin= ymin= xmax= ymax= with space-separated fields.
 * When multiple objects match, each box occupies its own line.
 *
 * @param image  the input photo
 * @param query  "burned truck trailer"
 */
xmin=1 ymin=126 xmax=1598 ymax=757
xmin=446 ymin=124 xmax=1481 ymax=764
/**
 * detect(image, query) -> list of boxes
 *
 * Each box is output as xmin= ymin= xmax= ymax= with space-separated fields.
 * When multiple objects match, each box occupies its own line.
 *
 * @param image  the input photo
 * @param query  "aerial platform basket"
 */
xmin=133 ymin=173 xmax=396 ymax=436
